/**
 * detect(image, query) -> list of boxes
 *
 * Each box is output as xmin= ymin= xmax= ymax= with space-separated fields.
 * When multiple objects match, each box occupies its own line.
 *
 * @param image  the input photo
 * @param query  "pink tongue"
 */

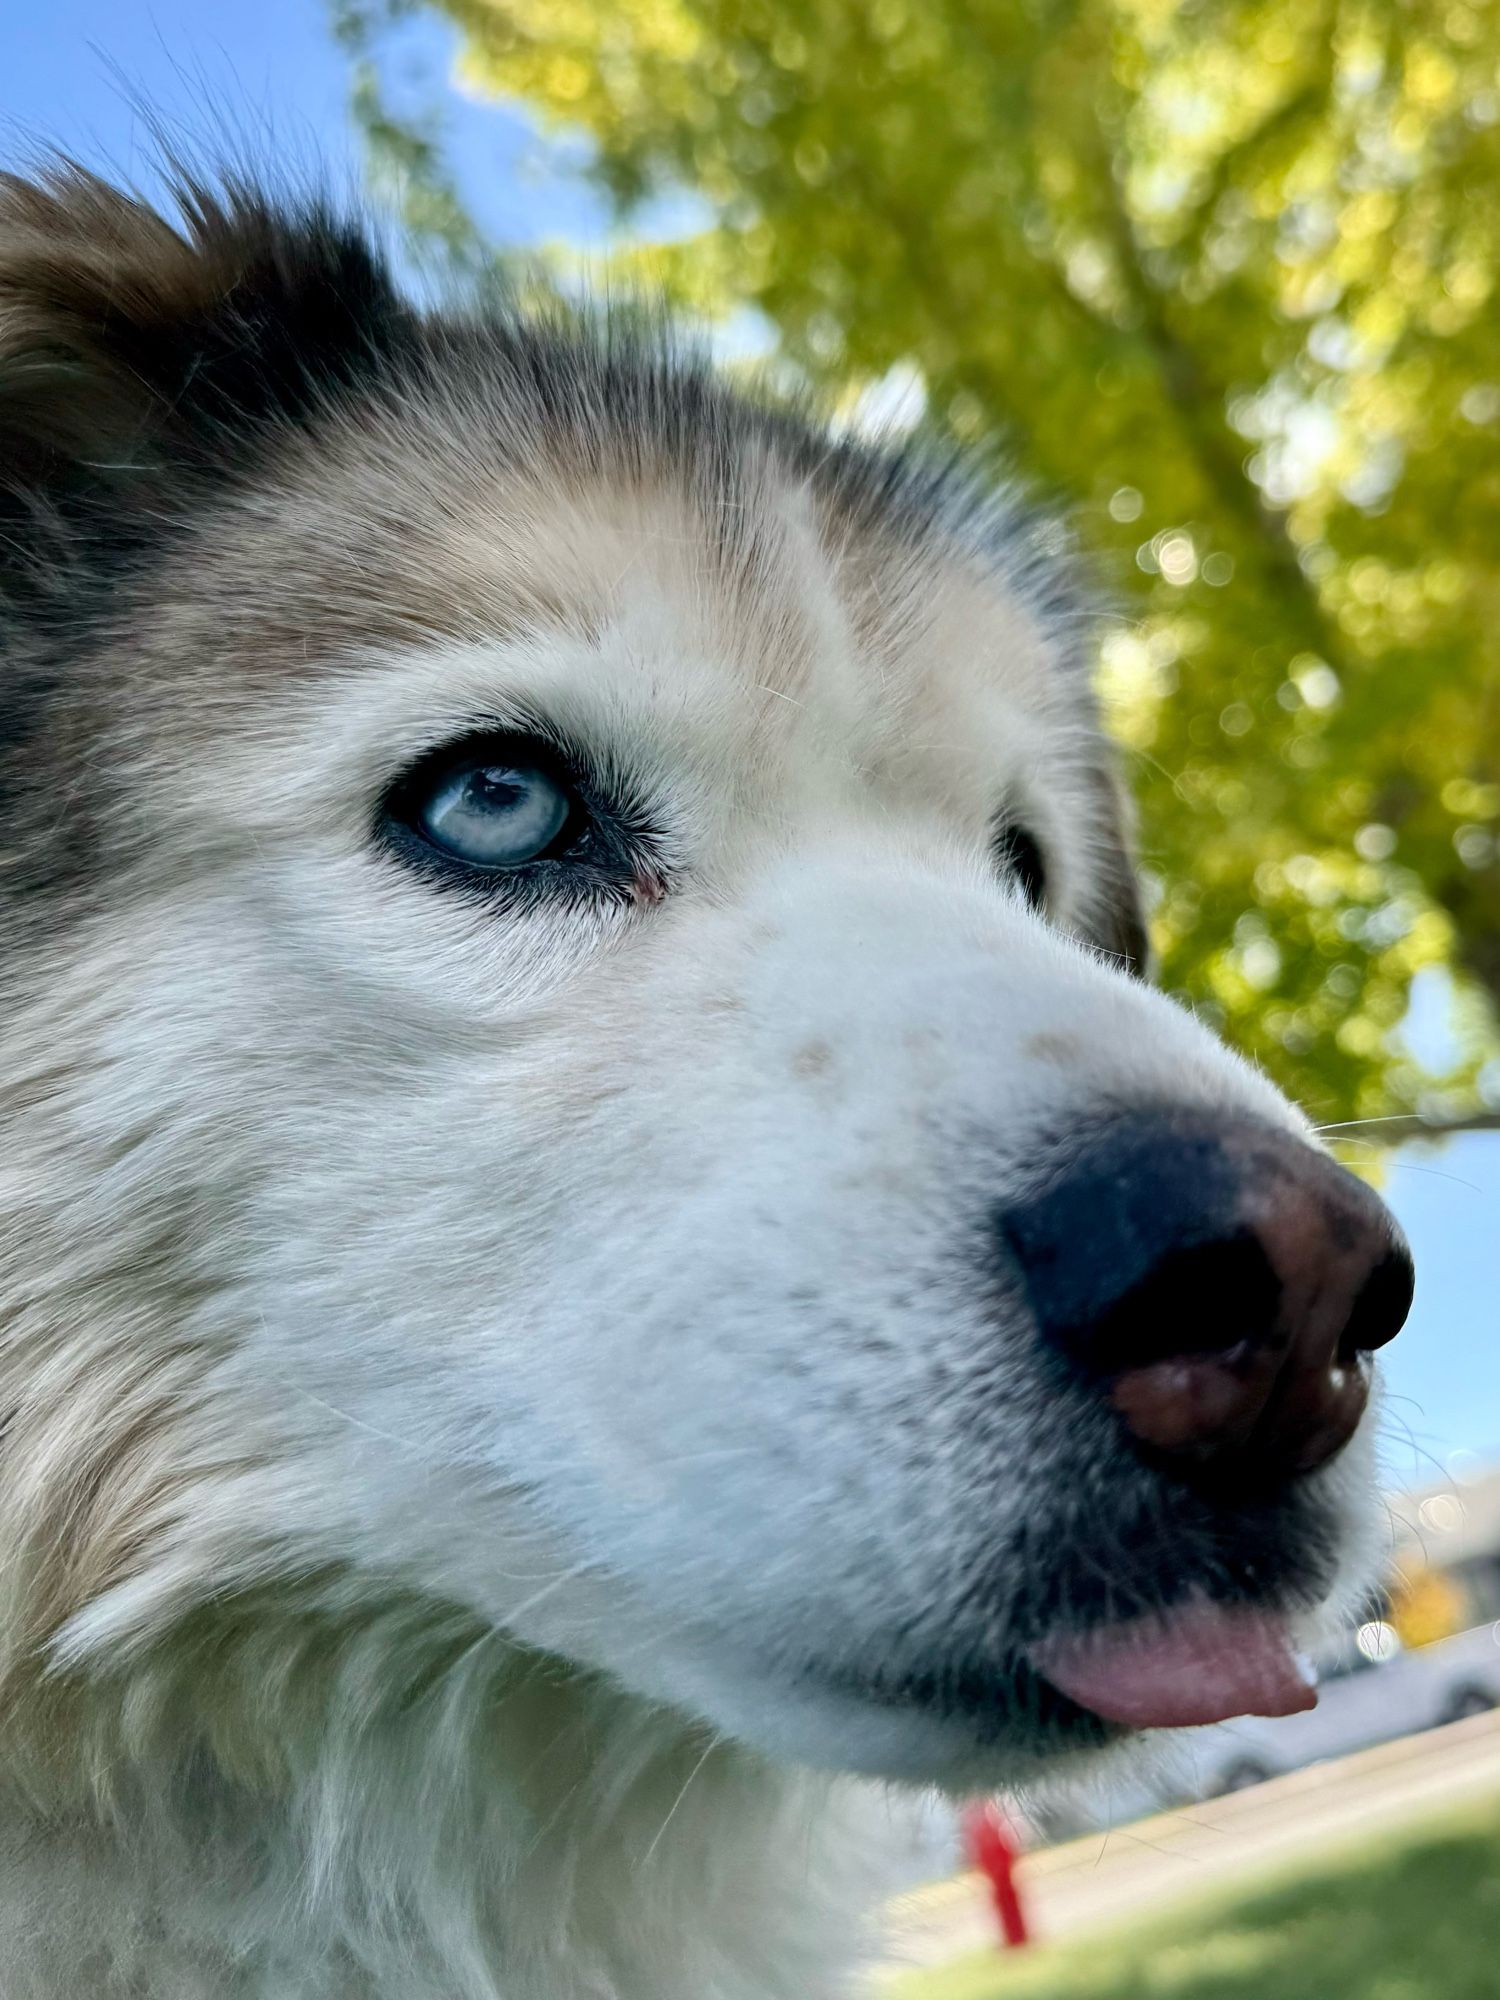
xmin=1030 ymin=1603 xmax=1318 ymax=1729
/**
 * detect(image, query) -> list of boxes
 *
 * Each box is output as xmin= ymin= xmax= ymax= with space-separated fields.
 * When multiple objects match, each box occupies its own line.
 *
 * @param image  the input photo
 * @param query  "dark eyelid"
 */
xmin=993 ymin=820 xmax=1048 ymax=911
xmin=376 ymin=725 xmax=662 ymax=907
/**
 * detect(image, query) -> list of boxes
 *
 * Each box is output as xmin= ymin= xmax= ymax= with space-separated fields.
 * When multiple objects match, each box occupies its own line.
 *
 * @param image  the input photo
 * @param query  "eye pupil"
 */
xmin=995 ymin=820 xmax=1047 ymax=911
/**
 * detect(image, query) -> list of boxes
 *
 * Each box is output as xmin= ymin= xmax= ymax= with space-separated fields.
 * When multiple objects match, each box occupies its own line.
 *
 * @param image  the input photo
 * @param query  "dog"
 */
xmin=0 ymin=165 xmax=1413 ymax=1999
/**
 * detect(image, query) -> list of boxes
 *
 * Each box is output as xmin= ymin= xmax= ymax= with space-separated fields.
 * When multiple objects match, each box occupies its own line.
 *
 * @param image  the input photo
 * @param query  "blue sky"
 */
xmin=1 ymin=0 xmax=610 ymax=248
xmin=5 ymin=0 xmax=1499 ymax=1486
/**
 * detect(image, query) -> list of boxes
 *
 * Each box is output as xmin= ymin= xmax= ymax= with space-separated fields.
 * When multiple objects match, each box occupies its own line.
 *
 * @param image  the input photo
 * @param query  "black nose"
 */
xmin=1001 ymin=1110 xmax=1414 ymax=1487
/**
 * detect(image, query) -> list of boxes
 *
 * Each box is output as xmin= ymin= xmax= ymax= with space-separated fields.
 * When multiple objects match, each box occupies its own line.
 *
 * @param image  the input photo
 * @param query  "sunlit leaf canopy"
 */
xmin=343 ymin=0 xmax=1500 ymax=1136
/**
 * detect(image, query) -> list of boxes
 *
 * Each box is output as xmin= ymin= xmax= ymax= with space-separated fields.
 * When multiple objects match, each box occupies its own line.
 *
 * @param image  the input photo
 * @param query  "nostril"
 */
xmin=1338 ymin=1244 xmax=1415 ymax=1362
xmin=1084 ymin=1231 xmax=1280 ymax=1377
xmin=1092 ymin=1232 xmax=1294 ymax=1464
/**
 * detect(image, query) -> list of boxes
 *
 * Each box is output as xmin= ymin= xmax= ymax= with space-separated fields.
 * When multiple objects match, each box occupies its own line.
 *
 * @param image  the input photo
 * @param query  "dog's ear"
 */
xmin=1079 ymin=761 xmax=1152 ymax=979
xmin=0 ymin=166 xmax=404 ymax=615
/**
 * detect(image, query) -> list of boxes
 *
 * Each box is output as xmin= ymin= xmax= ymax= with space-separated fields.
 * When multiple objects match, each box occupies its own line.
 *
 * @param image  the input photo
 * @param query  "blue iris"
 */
xmin=417 ymin=759 xmax=572 ymax=868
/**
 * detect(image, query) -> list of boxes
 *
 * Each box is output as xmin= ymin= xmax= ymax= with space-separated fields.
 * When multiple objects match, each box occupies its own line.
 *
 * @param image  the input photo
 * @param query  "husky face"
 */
xmin=0 ymin=172 xmax=1407 ymax=1812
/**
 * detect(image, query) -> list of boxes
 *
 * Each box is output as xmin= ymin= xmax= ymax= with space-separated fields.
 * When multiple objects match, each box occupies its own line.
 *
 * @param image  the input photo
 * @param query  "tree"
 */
xmin=340 ymin=0 xmax=1500 ymax=1134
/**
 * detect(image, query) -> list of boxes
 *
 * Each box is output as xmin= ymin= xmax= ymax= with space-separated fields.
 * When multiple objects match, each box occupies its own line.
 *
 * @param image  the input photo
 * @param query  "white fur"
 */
xmin=0 ymin=431 xmax=1388 ymax=1996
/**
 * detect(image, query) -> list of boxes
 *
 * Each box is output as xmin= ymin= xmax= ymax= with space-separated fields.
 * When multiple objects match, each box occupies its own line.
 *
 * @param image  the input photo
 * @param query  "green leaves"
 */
xmin=349 ymin=0 xmax=1500 ymax=1129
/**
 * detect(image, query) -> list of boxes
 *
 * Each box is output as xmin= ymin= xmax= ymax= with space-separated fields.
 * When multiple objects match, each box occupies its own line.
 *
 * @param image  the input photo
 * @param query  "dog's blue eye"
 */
xmin=416 ymin=757 xmax=573 ymax=868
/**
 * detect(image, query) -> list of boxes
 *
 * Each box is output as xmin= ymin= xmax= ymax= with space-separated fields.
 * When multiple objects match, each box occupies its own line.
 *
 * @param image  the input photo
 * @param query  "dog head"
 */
xmin=0 ymin=170 xmax=1411 ymax=1791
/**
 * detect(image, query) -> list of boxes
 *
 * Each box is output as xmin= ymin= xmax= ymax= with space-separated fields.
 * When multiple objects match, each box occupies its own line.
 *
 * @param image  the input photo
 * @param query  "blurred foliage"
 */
xmin=340 ymin=0 xmax=1500 ymax=1130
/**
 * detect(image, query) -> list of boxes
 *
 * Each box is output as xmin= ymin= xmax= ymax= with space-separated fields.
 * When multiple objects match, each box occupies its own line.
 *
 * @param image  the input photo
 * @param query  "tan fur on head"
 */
xmin=0 ymin=166 xmax=1383 ymax=1999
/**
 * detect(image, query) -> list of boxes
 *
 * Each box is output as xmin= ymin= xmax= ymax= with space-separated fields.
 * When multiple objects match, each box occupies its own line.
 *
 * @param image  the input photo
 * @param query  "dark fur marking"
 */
xmin=0 ymin=170 xmax=411 ymax=904
xmin=0 ymin=168 xmax=409 ymax=624
xmin=1076 ymin=763 xmax=1150 ymax=977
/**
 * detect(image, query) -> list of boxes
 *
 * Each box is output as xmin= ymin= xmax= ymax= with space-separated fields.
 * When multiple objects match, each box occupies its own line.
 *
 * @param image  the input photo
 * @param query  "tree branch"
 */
xmin=1093 ymin=146 xmax=1344 ymax=640
xmin=1172 ymin=62 xmax=1333 ymax=265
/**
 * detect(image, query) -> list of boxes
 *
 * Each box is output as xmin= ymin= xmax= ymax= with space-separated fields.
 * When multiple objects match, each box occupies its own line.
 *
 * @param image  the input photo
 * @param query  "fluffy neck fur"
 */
xmin=0 ymin=975 xmax=869 ymax=1997
xmin=0 ymin=1593 xmax=874 ymax=1999
xmin=0 ymin=976 xmax=868 ymax=1999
